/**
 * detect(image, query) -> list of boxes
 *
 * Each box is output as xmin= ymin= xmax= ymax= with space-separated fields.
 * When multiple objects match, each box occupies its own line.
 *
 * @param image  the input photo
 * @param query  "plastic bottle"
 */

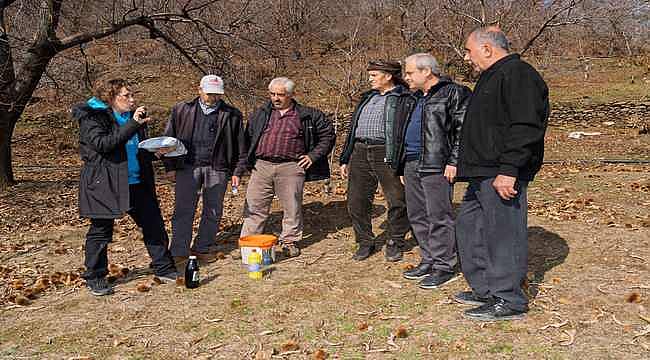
xmin=185 ymin=255 xmax=200 ymax=288
xmin=247 ymin=250 xmax=263 ymax=280
xmin=262 ymin=248 xmax=273 ymax=266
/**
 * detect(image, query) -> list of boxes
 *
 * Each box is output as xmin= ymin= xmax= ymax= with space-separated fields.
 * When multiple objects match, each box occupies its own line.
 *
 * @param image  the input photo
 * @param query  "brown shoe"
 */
xmin=282 ymin=244 xmax=301 ymax=258
xmin=173 ymin=256 xmax=188 ymax=272
xmin=190 ymin=251 xmax=218 ymax=265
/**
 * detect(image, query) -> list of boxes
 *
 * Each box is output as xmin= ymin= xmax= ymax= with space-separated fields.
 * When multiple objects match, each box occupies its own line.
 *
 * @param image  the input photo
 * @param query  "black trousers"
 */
xmin=83 ymin=183 xmax=175 ymax=280
xmin=346 ymin=142 xmax=409 ymax=247
xmin=456 ymin=177 xmax=529 ymax=311
xmin=404 ymin=161 xmax=457 ymax=272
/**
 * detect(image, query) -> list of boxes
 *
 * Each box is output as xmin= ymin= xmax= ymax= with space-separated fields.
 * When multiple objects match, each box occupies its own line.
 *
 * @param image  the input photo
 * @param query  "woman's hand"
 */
xmin=133 ymin=106 xmax=150 ymax=124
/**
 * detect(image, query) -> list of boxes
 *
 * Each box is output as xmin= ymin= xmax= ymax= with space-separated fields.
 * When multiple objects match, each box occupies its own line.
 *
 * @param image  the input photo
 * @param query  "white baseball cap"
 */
xmin=200 ymin=75 xmax=225 ymax=94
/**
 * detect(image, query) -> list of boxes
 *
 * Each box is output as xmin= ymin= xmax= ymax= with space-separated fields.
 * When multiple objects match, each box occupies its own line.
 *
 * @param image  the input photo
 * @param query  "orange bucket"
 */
xmin=239 ymin=234 xmax=277 ymax=265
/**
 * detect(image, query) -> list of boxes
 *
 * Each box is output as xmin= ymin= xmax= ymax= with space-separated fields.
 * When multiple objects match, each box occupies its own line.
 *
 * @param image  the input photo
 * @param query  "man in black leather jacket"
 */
xmin=391 ymin=53 xmax=471 ymax=289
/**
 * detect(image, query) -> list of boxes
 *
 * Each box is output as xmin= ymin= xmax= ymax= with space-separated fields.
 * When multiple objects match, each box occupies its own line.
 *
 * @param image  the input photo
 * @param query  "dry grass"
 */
xmin=1 ymin=56 xmax=650 ymax=359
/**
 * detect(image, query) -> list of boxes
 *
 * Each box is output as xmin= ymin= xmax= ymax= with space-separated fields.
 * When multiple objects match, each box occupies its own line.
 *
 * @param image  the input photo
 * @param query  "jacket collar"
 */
xmin=263 ymin=99 xmax=301 ymax=113
xmin=482 ymin=53 xmax=520 ymax=74
xmin=361 ymin=84 xmax=409 ymax=99
xmin=410 ymin=77 xmax=452 ymax=98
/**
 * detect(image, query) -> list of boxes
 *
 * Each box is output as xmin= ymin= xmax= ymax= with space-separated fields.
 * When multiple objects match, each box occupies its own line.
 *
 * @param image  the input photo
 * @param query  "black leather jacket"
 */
xmin=391 ymin=79 xmax=472 ymax=175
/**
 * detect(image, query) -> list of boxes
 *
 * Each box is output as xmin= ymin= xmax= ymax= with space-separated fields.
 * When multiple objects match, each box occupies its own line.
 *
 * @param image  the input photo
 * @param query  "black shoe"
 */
xmin=384 ymin=243 xmax=403 ymax=262
xmin=352 ymin=244 xmax=375 ymax=261
xmin=453 ymin=291 xmax=490 ymax=306
xmin=463 ymin=298 xmax=527 ymax=321
xmin=86 ymin=277 xmax=114 ymax=296
xmin=418 ymin=270 xmax=459 ymax=289
xmin=403 ymin=263 xmax=433 ymax=280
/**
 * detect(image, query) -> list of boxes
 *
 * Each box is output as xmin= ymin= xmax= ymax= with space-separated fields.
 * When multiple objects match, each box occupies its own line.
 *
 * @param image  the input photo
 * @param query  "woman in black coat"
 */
xmin=74 ymin=78 xmax=177 ymax=296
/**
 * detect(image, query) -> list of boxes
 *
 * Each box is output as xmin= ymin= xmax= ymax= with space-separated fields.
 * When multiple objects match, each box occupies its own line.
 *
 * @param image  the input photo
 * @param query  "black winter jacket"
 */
xmin=391 ymin=79 xmax=471 ymax=175
xmin=244 ymin=101 xmax=335 ymax=182
xmin=339 ymin=85 xmax=410 ymax=165
xmin=74 ymin=104 xmax=157 ymax=219
xmin=162 ymin=97 xmax=248 ymax=176
xmin=458 ymin=54 xmax=549 ymax=181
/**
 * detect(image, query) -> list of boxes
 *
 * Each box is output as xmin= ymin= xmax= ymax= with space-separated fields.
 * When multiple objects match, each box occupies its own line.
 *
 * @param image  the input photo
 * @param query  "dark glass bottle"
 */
xmin=185 ymin=255 xmax=200 ymax=289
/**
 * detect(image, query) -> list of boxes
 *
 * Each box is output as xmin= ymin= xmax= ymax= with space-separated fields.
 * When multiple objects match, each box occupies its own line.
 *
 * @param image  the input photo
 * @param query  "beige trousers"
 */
xmin=240 ymin=160 xmax=306 ymax=244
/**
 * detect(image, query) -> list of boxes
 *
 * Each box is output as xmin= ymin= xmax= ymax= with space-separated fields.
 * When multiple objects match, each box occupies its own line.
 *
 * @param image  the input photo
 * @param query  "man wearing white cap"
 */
xmin=163 ymin=75 xmax=248 ymax=270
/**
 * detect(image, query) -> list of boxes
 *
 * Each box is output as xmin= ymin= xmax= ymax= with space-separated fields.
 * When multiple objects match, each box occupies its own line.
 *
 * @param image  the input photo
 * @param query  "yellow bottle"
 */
xmin=247 ymin=249 xmax=263 ymax=280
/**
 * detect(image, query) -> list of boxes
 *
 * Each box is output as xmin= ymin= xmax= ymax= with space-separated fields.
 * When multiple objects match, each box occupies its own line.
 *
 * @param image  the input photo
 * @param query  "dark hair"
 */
xmin=92 ymin=78 xmax=130 ymax=105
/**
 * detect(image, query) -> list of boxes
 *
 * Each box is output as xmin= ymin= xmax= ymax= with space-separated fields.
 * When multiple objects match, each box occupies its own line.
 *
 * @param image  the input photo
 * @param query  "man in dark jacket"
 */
xmin=454 ymin=27 xmax=549 ymax=321
xmin=75 ymin=78 xmax=178 ymax=296
xmin=163 ymin=75 xmax=247 ymax=269
xmin=393 ymin=53 xmax=471 ymax=289
xmin=240 ymin=77 xmax=335 ymax=257
xmin=339 ymin=60 xmax=410 ymax=262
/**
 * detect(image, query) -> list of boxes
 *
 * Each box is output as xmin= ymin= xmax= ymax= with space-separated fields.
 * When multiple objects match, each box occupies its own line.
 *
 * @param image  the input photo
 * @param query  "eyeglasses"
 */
xmin=117 ymin=93 xmax=134 ymax=99
xmin=269 ymin=92 xmax=288 ymax=97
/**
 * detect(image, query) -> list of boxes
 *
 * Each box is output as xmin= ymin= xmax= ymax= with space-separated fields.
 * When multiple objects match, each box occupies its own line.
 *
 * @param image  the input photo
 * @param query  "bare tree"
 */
xmin=0 ymin=0 xmax=253 ymax=189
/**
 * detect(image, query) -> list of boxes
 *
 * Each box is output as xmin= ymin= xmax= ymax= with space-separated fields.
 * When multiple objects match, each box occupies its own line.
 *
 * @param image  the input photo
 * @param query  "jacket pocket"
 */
xmin=80 ymin=164 xmax=121 ymax=216
xmin=82 ymin=165 xmax=102 ymax=190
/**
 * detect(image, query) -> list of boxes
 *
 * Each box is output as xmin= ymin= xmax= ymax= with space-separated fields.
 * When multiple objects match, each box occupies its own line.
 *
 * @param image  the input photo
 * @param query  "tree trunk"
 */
xmin=0 ymin=111 xmax=18 ymax=190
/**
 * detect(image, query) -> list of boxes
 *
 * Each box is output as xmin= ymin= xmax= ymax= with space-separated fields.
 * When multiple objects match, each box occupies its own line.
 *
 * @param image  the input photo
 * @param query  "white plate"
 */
xmin=138 ymin=136 xmax=187 ymax=157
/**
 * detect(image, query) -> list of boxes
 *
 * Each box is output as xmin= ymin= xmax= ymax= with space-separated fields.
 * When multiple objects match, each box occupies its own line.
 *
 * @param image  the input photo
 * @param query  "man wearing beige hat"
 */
xmin=163 ymin=75 xmax=248 ymax=270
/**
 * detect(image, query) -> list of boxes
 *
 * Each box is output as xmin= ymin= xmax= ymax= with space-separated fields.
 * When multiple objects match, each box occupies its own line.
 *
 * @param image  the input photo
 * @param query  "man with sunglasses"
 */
xmin=240 ymin=77 xmax=335 ymax=258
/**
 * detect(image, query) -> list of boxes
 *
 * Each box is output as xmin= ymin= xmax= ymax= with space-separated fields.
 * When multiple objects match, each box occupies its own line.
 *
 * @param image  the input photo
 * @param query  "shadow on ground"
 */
xmin=214 ymin=200 xmax=387 ymax=255
xmin=527 ymin=225 xmax=570 ymax=298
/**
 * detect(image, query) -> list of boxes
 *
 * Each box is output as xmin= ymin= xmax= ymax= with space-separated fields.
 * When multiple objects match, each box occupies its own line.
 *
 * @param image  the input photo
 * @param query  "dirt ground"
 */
xmin=1 ymin=61 xmax=650 ymax=359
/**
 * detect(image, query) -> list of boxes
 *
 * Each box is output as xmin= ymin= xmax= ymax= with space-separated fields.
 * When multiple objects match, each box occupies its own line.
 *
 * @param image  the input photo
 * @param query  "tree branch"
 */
xmin=444 ymin=0 xmax=483 ymax=25
xmin=56 ymin=16 xmax=151 ymax=50
xmin=520 ymin=0 xmax=585 ymax=56
xmin=142 ymin=23 xmax=206 ymax=74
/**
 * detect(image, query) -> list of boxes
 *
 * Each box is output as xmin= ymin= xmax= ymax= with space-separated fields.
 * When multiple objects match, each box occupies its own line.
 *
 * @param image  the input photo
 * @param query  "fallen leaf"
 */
xmin=14 ymin=295 xmax=30 ymax=306
xmin=626 ymin=292 xmax=642 ymax=303
xmin=312 ymin=348 xmax=327 ymax=360
xmin=280 ymin=340 xmax=299 ymax=352
xmin=136 ymin=282 xmax=151 ymax=292
xmin=357 ymin=322 xmax=368 ymax=331
xmin=10 ymin=279 xmax=24 ymax=290
xmin=401 ymin=263 xmax=415 ymax=271
xmin=394 ymin=325 xmax=408 ymax=338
